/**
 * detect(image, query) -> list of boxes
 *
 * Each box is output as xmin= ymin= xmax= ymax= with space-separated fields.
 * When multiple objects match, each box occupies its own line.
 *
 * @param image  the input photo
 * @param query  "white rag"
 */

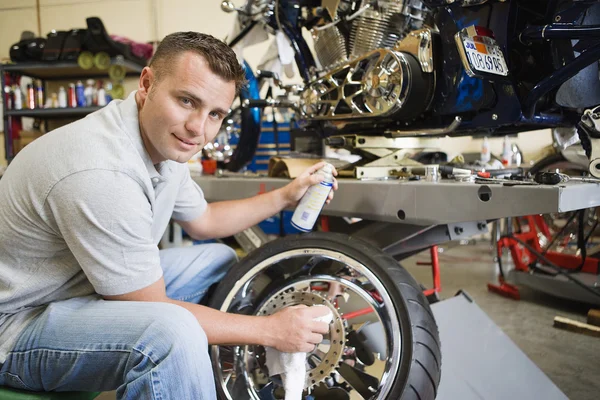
xmin=265 ymin=305 xmax=334 ymax=400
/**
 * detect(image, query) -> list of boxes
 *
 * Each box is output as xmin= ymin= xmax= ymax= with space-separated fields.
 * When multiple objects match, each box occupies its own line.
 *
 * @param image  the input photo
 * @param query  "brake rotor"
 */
xmin=256 ymin=288 xmax=346 ymax=390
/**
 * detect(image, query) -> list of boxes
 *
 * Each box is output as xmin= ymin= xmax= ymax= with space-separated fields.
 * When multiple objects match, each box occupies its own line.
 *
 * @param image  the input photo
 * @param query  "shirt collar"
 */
xmin=118 ymin=91 xmax=172 ymax=183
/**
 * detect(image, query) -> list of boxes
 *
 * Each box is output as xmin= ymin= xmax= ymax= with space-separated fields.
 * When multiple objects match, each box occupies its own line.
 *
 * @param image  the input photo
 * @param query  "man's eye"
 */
xmin=210 ymin=111 xmax=221 ymax=118
xmin=181 ymin=97 xmax=192 ymax=105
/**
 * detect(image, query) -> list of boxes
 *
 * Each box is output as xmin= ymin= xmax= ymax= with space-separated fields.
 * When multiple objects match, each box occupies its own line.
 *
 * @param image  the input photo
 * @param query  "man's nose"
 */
xmin=186 ymin=113 xmax=206 ymax=136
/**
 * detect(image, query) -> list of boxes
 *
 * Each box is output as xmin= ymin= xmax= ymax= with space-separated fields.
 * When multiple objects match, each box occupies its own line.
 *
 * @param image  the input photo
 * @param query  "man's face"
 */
xmin=136 ymin=52 xmax=236 ymax=164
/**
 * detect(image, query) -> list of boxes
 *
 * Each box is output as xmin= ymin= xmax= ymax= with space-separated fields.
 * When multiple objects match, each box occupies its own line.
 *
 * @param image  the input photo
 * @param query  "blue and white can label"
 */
xmin=291 ymin=180 xmax=334 ymax=232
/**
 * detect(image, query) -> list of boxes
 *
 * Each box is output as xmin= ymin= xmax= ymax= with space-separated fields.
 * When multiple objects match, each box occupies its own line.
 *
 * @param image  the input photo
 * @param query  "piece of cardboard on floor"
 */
xmin=432 ymin=292 xmax=567 ymax=400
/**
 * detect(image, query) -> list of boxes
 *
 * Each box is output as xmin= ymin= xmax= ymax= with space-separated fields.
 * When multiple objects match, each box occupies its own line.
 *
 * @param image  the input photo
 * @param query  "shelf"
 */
xmin=0 ymin=59 xmax=144 ymax=80
xmin=4 ymin=106 xmax=104 ymax=119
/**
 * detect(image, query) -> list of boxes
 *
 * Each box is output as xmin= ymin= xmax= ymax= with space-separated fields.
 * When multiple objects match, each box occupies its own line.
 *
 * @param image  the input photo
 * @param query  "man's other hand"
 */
xmin=264 ymin=305 xmax=331 ymax=353
xmin=282 ymin=161 xmax=338 ymax=207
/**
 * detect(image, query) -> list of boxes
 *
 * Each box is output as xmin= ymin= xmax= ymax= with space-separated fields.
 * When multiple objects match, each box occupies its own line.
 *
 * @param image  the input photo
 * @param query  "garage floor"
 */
xmin=404 ymin=240 xmax=600 ymax=400
xmin=97 ymin=240 xmax=599 ymax=400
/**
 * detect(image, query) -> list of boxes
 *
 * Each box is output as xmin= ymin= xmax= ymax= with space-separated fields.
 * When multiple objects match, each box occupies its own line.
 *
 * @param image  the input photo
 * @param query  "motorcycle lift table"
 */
xmin=193 ymin=174 xmax=600 ymax=399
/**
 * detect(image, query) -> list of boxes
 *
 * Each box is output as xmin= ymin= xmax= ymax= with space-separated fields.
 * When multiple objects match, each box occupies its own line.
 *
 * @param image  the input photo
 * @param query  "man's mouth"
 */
xmin=173 ymin=134 xmax=197 ymax=146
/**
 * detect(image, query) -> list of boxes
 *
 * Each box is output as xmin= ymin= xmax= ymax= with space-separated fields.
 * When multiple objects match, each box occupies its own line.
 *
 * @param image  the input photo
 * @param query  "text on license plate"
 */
xmin=462 ymin=37 xmax=508 ymax=76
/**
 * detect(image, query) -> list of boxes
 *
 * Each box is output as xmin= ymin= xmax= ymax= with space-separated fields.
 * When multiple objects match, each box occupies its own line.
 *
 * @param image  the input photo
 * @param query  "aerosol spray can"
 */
xmin=35 ymin=80 xmax=44 ymax=108
xmin=12 ymin=85 xmax=22 ymax=110
xmin=68 ymin=83 xmax=77 ymax=108
xmin=27 ymin=84 xmax=35 ymax=109
xmin=291 ymin=163 xmax=334 ymax=232
xmin=75 ymin=80 xmax=86 ymax=107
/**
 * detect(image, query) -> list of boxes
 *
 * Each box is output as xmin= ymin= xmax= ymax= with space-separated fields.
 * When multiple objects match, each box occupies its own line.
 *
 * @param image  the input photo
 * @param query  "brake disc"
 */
xmin=256 ymin=288 xmax=346 ymax=390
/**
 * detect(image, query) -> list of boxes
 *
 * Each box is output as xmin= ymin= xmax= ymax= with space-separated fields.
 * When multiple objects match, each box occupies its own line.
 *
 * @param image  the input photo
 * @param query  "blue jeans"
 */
xmin=0 ymin=243 xmax=237 ymax=399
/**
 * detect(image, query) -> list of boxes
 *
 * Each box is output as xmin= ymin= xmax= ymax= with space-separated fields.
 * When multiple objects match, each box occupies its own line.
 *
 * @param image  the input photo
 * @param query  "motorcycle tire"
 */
xmin=527 ymin=152 xmax=598 ymax=245
xmin=527 ymin=153 xmax=584 ymax=176
xmin=208 ymin=232 xmax=441 ymax=400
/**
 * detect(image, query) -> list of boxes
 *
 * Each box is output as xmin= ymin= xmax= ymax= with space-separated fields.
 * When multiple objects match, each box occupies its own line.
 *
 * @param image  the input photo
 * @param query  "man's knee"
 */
xmin=136 ymin=303 xmax=208 ymax=361
xmin=209 ymin=243 xmax=238 ymax=277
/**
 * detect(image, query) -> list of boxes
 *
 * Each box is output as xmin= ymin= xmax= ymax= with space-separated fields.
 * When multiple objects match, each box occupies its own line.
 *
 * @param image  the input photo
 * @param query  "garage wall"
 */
xmin=0 ymin=1 xmax=552 ymax=166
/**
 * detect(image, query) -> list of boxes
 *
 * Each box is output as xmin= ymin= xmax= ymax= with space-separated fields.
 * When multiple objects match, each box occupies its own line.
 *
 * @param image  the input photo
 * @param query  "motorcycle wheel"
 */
xmin=209 ymin=232 xmax=441 ymax=400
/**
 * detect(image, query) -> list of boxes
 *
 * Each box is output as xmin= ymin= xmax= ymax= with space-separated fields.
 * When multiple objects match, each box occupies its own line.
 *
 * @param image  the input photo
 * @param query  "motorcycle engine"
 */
xmin=304 ymin=0 xmax=434 ymax=121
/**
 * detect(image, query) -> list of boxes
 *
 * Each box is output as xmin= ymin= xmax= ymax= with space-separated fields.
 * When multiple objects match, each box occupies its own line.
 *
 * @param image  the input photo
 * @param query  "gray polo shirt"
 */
xmin=0 ymin=91 xmax=207 ymax=363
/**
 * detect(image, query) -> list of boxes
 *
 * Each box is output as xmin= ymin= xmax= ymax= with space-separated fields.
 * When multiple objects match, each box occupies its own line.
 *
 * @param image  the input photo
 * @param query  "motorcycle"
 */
xmin=207 ymin=1 xmax=600 ymax=399
xmin=217 ymin=0 xmax=600 ymax=176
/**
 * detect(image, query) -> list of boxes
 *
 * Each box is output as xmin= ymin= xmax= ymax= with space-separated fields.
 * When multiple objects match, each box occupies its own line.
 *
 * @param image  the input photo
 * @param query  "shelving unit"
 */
xmin=1 ymin=59 xmax=143 ymax=80
xmin=4 ymin=106 xmax=103 ymax=119
xmin=1 ymin=58 xmax=144 ymax=162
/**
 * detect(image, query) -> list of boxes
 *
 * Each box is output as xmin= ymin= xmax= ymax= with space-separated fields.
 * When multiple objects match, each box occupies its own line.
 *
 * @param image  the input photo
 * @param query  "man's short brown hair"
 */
xmin=149 ymin=32 xmax=246 ymax=95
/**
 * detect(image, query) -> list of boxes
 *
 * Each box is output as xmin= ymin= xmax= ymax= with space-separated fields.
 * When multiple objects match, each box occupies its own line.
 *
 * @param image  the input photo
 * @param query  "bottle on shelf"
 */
xmin=75 ymin=80 xmax=86 ymax=107
xmin=4 ymin=85 xmax=13 ymax=110
xmin=84 ymin=79 xmax=94 ymax=106
xmin=27 ymin=84 xmax=35 ymax=109
xmin=68 ymin=83 xmax=77 ymax=108
xmin=58 ymin=86 xmax=67 ymax=108
xmin=96 ymin=81 xmax=107 ymax=106
xmin=50 ymin=92 xmax=58 ymax=108
xmin=35 ymin=80 xmax=44 ymax=109
xmin=12 ymin=85 xmax=22 ymax=110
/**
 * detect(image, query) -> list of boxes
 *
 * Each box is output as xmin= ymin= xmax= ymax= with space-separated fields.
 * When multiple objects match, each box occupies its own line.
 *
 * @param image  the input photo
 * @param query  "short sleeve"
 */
xmin=45 ymin=169 xmax=163 ymax=296
xmin=171 ymin=166 xmax=207 ymax=221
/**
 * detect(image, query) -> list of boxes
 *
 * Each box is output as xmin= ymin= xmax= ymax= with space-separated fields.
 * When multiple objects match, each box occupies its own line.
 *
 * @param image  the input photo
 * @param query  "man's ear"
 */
xmin=137 ymin=67 xmax=155 ymax=104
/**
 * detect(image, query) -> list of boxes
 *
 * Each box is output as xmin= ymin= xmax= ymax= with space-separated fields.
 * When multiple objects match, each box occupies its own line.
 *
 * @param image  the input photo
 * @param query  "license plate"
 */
xmin=461 ymin=36 xmax=508 ymax=76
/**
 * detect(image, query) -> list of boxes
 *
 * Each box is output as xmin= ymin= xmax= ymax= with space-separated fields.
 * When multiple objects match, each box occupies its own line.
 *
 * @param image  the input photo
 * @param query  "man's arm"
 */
xmin=178 ymin=162 xmax=337 ymax=240
xmin=103 ymin=278 xmax=330 ymax=353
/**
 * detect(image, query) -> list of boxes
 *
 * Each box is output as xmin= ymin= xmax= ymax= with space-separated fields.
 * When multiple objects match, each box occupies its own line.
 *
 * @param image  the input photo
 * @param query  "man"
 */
xmin=0 ymin=32 xmax=337 ymax=399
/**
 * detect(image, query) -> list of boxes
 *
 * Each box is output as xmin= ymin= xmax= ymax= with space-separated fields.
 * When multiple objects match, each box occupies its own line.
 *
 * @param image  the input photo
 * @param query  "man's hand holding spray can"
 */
xmin=291 ymin=162 xmax=337 ymax=232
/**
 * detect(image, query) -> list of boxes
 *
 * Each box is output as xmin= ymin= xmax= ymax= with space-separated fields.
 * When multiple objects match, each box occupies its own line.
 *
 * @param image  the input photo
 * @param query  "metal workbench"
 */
xmin=193 ymin=175 xmax=600 ymax=226
xmin=194 ymin=174 xmax=600 ymax=305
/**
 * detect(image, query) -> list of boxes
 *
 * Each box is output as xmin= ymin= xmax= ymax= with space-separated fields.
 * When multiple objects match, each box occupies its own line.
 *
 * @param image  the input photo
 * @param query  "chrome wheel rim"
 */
xmin=212 ymin=248 xmax=402 ymax=400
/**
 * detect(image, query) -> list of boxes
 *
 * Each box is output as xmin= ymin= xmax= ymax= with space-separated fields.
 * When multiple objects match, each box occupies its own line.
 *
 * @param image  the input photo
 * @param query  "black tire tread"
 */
xmin=417 ymin=340 xmax=440 ymax=370
xmin=416 ymin=325 xmax=441 ymax=349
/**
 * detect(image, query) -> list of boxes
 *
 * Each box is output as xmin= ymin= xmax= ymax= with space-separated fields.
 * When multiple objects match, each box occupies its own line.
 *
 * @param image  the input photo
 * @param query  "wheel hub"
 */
xmin=256 ymin=288 xmax=346 ymax=390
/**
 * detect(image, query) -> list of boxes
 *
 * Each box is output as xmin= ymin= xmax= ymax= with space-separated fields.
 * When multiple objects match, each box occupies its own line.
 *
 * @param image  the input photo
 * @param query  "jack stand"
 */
xmin=417 ymin=245 xmax=442 ymax=302
xmin=326 ymin=134 xmax=441 ymax=179
xmin=487 ymin=277 xmax=520 ymax=300
xmin=488 ymin=214 xmax=600 ymax=304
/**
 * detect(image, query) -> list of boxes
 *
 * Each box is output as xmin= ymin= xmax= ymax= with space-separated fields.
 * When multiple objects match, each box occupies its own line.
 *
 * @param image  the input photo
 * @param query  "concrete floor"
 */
xmin=97 ymin=240 xmax=599 ymax=400
xmin=403 ymin=241 xmax=600 ymax=400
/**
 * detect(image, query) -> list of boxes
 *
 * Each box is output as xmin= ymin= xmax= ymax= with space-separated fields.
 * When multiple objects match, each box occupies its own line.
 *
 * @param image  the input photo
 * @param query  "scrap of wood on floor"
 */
xmin=553 ymin=316 xmax=600 ymax=338
xmin=587 ymin=309 xmax=600 ymax=327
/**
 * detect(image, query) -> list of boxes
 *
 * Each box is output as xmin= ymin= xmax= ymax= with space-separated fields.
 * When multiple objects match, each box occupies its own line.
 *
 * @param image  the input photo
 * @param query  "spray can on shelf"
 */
xmin=35 ymin=80 xmax=44 ymax=108
xmin=291 ymin=163 xmax=334 ymax=232
xmin=27 ymin=84 xmax=35 ymax=109
xmin=12 ymin=85 xmax=22 ymax=110
xmin=75 ymin=80 xmax=86 ymax=107
xmin=68 ymin=83 xmax=77 ymax=108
